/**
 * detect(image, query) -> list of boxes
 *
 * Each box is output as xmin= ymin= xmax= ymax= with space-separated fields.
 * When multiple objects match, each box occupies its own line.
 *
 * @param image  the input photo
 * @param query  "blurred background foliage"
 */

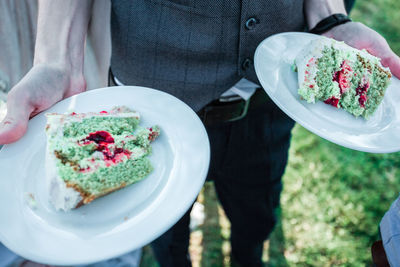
xmin=142 ymin=0 xmax=400 ymax=266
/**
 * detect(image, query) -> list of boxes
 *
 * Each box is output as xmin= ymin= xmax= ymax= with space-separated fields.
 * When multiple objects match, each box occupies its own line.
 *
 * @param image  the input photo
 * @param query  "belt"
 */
xmin=198 ymin=88 xmax=268 ymax=126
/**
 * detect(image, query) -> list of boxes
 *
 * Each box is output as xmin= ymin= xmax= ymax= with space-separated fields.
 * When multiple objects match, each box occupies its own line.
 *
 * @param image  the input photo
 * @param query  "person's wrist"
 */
xmin=304 ymin=0 xmax=347 ymax=30
xmin=309 ymin=13 xmax=352 ymax=35
xmin=33 ymin=55 xmax=84 ymax=86
xmin=30 ymin=62 xmax=86 ymax=95
xmin=33 ymin=51 xmax=84 ymax=77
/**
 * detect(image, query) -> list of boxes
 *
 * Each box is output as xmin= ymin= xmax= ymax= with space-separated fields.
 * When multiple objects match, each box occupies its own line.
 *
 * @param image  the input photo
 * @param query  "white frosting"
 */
xmin=45 ymin=143 xmax=82 ymax=211
xmin=295 ymin=38 xmax=327 ymax=101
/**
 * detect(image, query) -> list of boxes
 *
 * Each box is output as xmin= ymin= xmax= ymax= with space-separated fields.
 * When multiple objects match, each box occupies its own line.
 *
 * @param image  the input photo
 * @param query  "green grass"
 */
xmin=352 ymin=0 xmax=400 ymax=54
xmin=280 ymin=125 xmax=400 ymax=266
xmin=141 ymin=1 xmax=400 ymax=266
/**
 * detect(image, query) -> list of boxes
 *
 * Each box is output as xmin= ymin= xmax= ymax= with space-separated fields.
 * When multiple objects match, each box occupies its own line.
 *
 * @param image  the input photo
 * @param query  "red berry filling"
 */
xmin=356 ymin=81 xmax=370 ymax=108
xmin=330 ymin=60 xmax=371 ymax=109
xmin=103 ymin=147 xmax=131 ymax=161
xmin=332 ymin=60 xmax=353 ymax=94
xmin=148 ymin=127 xmax=159 ymax=141
xmin=80 ymin=131 xmax=131 ymax=169
xmin=324 ymin=97 xmax=340 ymax=108
xmin=86 ymin=131 xmax=115 ymax=144
xmin=79 ymin=166 xmax=92 ymax=173
xmin=326 ymin=60 xmax=356 ymax=108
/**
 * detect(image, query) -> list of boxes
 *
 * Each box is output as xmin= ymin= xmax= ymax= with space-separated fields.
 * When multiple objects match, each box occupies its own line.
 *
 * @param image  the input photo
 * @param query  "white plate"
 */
xmin=254 ymin=32 xmax=400 ymax=153
xmin=0 ymin=86 xmax=210 ymax=265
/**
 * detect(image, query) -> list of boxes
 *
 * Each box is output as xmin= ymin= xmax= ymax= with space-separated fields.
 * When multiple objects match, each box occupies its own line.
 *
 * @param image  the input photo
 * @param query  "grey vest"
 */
xmin=110 ymin=0 xmax=305 ymax=111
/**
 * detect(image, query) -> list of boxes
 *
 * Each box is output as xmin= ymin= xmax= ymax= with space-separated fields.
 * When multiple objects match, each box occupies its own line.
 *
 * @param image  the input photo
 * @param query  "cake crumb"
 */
xmin=25 ymin=192 xmax=38 ymax=210
xmin=291 ymin=62 xmax=298 ymax=72
xmin=124 ymin=216 xmax=129 ymax=221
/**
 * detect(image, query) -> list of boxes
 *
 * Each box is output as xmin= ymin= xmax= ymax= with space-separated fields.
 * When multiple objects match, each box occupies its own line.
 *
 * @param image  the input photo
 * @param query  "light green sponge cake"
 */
xmin=296 ymin=37 xmax=392 ymax=119
xmin=45 ymin=106 xmax=160 ymax=211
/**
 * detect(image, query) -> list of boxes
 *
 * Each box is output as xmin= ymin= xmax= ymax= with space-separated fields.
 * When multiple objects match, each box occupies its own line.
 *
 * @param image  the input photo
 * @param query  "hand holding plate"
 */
xmin=323 ymin=22 xmax=400 ymax=78
xmin=0 ymin=64 xmax=85 ymax=144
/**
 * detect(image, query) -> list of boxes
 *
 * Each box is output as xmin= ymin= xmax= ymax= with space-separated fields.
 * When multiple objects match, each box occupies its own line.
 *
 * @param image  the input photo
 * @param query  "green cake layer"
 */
xmin=46 ymin=107 xmax=160 ymax=205
xmin=62 ymin=115 xmax=139 ymax=137
xmin=297 ymin=39 xmax=392 ymax=119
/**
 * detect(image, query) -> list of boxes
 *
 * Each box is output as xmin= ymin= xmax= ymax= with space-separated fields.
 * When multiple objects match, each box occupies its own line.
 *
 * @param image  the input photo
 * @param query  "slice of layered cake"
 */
xmin=296 ymin=37 xmax=392 ymax=118
xmin=45 ymin=106 xmax=160 ymax=211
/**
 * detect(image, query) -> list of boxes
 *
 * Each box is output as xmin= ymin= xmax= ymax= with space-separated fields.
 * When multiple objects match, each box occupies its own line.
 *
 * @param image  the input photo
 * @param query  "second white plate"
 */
xmin=254 ymin=32 xmax=400 ymax=153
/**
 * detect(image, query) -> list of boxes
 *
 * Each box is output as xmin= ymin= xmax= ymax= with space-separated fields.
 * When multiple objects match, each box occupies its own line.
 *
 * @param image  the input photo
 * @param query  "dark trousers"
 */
xmin=151 ymin=91 xmax=295 ymax=267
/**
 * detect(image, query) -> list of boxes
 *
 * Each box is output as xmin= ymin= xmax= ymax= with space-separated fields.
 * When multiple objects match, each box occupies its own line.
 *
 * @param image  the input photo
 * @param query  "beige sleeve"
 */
xmin=0 ymin=0 xmax=111 ymax=103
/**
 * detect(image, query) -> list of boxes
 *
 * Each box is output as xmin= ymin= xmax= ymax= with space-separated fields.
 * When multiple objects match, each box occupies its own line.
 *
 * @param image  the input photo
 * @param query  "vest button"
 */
xmin=242 ymin=58 xmax=252 ymax=70
xmin=245 ymin=17 xmax=258 ymax=30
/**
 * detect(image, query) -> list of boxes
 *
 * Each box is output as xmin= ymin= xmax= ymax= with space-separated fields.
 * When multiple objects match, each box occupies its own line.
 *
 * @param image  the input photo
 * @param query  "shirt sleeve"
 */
xmin=380 ymin=195 xmax=400 ymax=267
